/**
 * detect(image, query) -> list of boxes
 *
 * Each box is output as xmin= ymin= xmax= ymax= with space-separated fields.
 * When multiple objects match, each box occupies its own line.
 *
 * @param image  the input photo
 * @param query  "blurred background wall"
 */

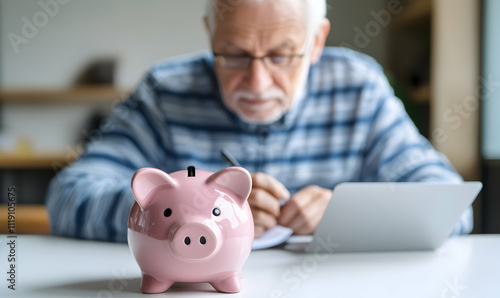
xmin=1 ymin=0 xmax=209 ymax=153
xmin=483 ymin=0 xmax=500 ymax=160
xmin=0 ymin=0 xmax=496 ymax=234
xmin=482 ymin=0 xmax=500 ymax=234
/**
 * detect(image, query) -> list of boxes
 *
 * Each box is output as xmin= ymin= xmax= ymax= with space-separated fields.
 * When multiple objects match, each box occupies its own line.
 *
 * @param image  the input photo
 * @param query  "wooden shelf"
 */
xmin=0 ymin=204 xmax=50 ymax=235
xmin=0 ymin=85 xmax=131 ymax=103
xmin=394 ymin=0 xmax=431 ymax=28
xmin=410 ymin=84 xmax=431 ymax=104
xmin=0 ymin=153 xmax=76 ymax=169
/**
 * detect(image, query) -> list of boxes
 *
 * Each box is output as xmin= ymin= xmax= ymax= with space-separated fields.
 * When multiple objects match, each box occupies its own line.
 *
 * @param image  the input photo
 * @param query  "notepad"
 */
xmin=251 ymin=225 xmax=294 ymax=250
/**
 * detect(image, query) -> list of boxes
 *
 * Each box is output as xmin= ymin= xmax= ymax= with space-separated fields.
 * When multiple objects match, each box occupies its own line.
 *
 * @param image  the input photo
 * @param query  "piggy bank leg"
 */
xmin=141 ymin=273 xmax=174 ymax=294
xmin=210 ymin=271 xmax=242 ymax=293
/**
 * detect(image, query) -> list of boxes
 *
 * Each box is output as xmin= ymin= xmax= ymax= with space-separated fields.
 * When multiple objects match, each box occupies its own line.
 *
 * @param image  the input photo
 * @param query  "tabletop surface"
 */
xmin=1 ymin=234 xmax=499 ymax=297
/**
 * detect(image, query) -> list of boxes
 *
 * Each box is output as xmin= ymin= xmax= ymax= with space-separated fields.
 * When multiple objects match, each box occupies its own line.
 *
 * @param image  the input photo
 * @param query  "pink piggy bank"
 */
xmin=127 ymin=166 xmax=254 ymax=294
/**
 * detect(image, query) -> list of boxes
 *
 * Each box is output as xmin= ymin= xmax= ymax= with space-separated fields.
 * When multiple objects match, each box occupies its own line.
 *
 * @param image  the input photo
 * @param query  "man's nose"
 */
xmin=245 ymin=59 xmax=273 ymax=93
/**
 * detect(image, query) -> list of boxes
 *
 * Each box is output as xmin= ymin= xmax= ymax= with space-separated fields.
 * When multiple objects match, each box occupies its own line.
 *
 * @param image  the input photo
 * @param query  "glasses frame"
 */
xmin=213 ymin=52 xmax=306 ymax=70
xmin=212 ymin=39 xmax=312 ymax=71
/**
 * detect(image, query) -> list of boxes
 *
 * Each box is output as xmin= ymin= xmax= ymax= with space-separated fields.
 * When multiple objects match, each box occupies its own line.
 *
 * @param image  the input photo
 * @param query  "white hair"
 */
xmin=205 ymin=0 xmax=327 ymax=40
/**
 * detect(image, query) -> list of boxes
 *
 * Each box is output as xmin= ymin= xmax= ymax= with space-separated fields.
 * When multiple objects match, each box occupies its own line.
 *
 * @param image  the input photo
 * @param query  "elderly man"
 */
xmin=46 ymin=0 xmax=472 ymax=241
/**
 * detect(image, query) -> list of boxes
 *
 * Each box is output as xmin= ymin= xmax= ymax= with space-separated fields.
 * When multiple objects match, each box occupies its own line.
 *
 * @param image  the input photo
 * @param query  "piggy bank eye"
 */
xmin=212 ymin=208 xmax=221 ymax=217
xmin=164 ymin=208 xmax=172 ymax=217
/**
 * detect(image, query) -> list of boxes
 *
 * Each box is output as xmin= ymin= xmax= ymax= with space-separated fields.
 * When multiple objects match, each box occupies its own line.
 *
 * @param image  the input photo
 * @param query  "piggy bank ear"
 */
xmin=206 ymin=167 xmax=252 ymax=207
xmin=131 ymin=168 xmax=178 ymax=210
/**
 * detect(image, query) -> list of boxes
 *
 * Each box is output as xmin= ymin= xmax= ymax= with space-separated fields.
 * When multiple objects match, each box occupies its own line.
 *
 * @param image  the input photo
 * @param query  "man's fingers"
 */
xmin=278 ymin=186 xmax=315 ymax=226
xmin=252 ymin=172 xmax=290 ymax=201
xmin=252 ymin=208 xmax=278 ymax=230
xmin=249 ymin=172 xmax=290 ymax=239
xmin=248 ymin=188 xmax=280 ymax=217
xmin=277 ymin=200 xmax=299 ymax=227
xmin=278 ymin=185 xmax=332 ymax=234
xmin=254 ymin=225 xmax=265 ymax=238
xmin=286 ymin=200 xmax=323 ymax=234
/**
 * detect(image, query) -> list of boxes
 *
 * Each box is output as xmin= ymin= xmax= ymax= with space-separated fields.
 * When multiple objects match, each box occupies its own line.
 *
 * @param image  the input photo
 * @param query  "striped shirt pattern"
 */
xmin=45 ymin=47 xmax=472 ymax=242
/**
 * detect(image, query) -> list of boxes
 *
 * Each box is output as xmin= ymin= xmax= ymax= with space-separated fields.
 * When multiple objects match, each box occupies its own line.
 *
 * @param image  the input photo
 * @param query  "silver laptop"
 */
xmin=302 ymin=182 xmax=482 ymax=253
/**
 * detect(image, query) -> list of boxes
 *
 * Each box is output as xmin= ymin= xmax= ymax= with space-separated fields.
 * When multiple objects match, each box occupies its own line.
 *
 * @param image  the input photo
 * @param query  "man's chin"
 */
xmin=237 ymin=110 xmax=284 ymax=125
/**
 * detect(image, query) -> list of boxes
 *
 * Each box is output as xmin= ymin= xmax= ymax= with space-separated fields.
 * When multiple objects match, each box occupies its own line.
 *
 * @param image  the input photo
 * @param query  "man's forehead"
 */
xmin=212 ymin=0 xmax=307 ymax=45
xmin=215 ymin=20 xmax=305 ymax=42
xmin=213 ymin=0 xmax=306 ymax=31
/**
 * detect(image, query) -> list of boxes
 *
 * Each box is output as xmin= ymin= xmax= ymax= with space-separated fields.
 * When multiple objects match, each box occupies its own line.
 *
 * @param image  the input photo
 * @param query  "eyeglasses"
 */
xmin=213 ymin=52 xmax=306 ymax=70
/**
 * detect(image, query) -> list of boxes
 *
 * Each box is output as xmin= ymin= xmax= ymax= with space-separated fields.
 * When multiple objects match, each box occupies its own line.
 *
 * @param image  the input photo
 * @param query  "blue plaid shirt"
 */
xmin=46 ymin=47 xmax=472 ymax=242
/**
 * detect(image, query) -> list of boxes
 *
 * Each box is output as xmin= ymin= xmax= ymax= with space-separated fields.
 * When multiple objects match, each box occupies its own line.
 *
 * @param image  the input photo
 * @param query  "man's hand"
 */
xmin=278 ymin=185 xmax=332 ymax=235
xmin=248 ymin=173 xmax=290 ymax=238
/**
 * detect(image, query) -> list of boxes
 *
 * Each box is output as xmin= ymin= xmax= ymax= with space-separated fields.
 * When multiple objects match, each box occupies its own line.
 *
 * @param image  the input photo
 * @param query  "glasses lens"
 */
xmin=268 ymin=56 xmax=291 ymax=67
xmin=216 ymin=55 xmax=250 ymax=69
xmin=215 ymin=54 xmax=302 ymax=70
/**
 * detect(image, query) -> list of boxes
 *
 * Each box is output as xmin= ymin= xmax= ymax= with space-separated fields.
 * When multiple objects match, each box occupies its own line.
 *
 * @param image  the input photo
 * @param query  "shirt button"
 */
xmin=257 ymin=127 xmax=270 ymax=144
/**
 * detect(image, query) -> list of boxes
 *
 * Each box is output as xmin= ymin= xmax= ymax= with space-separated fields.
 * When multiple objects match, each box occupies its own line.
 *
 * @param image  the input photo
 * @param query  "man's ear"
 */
xmin=203 ymin=16 xmax=211 ymax=36
xmin=309 ymin=18 xmax=331 ymax=65
xmin=206 ymin=167 xmax=252 ymax=207
xmin=131 ymin=168 xmax=178 ymax=210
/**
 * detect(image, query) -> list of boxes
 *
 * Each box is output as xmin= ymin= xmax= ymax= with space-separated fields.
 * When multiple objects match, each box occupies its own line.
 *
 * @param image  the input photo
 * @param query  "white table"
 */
xmin=1 ymin=235 xmax=499 ymax=297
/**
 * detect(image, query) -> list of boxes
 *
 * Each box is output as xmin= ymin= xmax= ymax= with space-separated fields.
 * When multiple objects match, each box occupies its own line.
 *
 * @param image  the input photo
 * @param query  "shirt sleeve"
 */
xmin=360 ymin=68 xmax=473 ymax=235
xmin=45 ymin=73 xmax=170 ymax=242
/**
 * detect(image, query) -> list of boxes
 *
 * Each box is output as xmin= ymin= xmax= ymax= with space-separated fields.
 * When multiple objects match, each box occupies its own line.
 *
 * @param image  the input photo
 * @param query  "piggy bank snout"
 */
xmin=172 ymin=222 xmax=219 ymax=260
